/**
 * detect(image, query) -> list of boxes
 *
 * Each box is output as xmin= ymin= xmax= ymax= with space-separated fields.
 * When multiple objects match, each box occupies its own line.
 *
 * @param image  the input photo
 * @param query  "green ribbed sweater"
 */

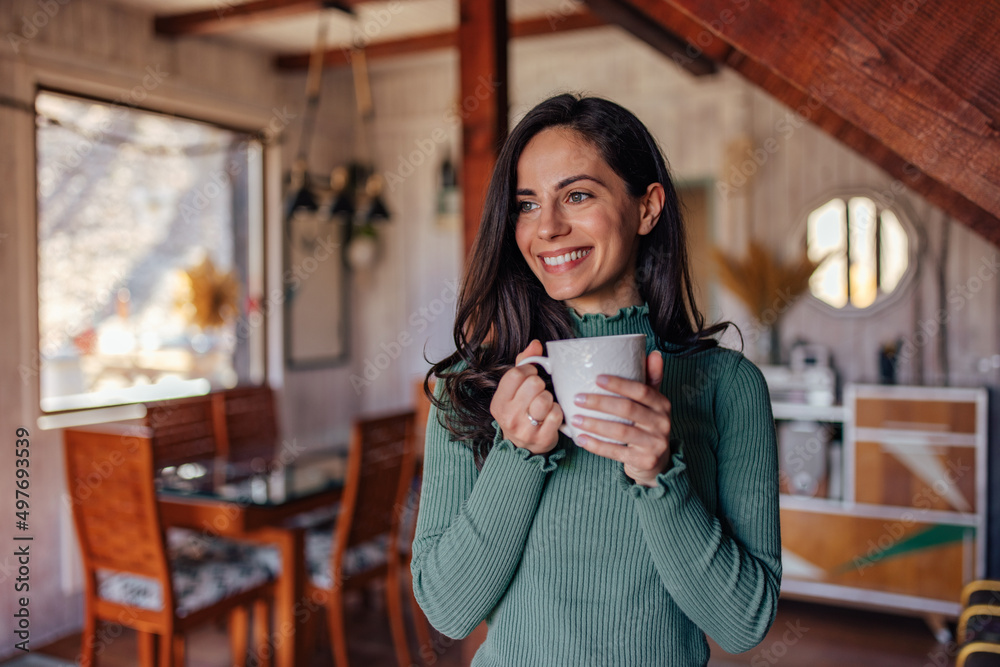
xmin=411 ymin=305 xmax=781 ymax=666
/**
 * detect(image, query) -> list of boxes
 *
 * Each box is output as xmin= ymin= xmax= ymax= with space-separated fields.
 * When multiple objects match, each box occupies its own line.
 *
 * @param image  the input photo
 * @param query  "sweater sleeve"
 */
xmin=624 ymin=356 xmax=782 ymax=653
xmin=410 ymin=383 xmax=565 ymax=639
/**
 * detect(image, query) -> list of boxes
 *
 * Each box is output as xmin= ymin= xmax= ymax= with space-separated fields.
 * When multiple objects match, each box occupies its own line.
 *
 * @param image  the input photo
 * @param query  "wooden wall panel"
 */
xmin=854 ymin=442 xmax=978 ymax=512
xmin=855 ymin=398 xmax=978 ymax=433
xmin=781 ymin=509 xmax=971 ymax=603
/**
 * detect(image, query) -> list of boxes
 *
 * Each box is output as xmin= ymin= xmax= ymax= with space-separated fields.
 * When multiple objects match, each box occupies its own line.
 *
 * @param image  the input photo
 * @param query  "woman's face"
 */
xmin=514 ymin=127 xmax=663 ymax=315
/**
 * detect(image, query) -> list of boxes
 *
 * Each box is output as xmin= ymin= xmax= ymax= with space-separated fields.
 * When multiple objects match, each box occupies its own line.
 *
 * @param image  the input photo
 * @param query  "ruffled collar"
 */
xmin=568 ymin=303 xmax=650 ymax=331
xmin=567 ymin=303 xmax=685 ymax=353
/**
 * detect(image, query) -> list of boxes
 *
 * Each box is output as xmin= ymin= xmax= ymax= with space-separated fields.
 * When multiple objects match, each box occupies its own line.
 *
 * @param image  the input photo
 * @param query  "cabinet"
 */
xmin=778 ymin=384 xmax=988 ymax=617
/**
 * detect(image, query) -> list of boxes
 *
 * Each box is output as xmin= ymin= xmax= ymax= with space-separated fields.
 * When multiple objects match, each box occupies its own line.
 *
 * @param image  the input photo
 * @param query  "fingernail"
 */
xmin=596 ymin=375 xmax=609 ymax=386
xmin=571 ymin=415 xmax=584 ymax=426
xmin=574 ymin=394 xmax=586 ymax=405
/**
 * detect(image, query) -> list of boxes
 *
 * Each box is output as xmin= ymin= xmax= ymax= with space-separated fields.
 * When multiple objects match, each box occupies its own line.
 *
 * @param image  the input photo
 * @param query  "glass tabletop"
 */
xmin=156 ymin=448 xmax=347 ymax=506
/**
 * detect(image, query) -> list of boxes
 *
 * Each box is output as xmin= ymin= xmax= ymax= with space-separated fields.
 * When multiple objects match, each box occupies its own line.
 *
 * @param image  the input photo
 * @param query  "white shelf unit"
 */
xmin=778 ymin=384 xmax=988 ymax=618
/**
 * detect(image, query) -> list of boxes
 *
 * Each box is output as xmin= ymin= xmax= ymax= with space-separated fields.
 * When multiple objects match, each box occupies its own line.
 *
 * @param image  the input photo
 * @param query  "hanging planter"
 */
xmin=346 ymin=224 xmax=379 ymax=270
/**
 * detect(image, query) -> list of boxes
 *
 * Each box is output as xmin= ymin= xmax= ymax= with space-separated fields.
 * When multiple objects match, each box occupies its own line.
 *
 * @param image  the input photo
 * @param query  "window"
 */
xmin=806 ymin=195 xmax=912 ymax=311
xmin=36 ymin=90 xmax=264 ymax=412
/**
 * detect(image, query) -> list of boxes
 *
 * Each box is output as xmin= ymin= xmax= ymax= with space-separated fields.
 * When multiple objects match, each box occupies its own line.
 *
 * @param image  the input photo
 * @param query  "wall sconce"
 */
xmin=436 ymin=152 xmax=460 ymax=230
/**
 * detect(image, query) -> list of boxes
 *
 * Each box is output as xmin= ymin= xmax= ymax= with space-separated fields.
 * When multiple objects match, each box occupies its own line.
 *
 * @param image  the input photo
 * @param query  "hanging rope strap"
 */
xmin=291 ymin=10 xmax=333 ymax=185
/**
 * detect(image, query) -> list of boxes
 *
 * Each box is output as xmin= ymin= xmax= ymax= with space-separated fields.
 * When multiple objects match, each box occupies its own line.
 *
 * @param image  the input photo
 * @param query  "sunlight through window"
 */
xmin=806 ymin=195 xmax=911 ymax=311
xmin=36 ymin=91 xmax=264 ymax=412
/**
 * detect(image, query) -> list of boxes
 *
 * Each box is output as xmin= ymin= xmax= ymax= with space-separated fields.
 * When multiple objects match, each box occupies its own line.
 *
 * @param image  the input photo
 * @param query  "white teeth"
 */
xmin=543 ymin=249 xmax=591 ymax=266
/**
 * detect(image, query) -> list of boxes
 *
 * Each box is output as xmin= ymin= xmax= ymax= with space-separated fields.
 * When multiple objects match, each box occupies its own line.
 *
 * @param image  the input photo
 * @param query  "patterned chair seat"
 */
xmin=305 ymin=530 xmax=388 ymax=590
xmin=97 ymin=530 xmax=280 ymax=618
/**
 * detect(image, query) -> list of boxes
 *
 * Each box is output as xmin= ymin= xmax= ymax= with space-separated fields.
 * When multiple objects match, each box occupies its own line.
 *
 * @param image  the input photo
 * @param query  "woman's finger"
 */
xmin=573 ymin=393 xmax=670 ymax=437
xmin=526 ymin=388 xmax=555 ymax=422
xmin=575 ymin=433 xmax=628 ymax=462
xmin=594 ymin=374 xmax=671 ymax=414
xmin=577 ymin=431 xmax=669 ymax=474
xmin=646 ymin=351 xmax=664 ymax=390
xmin=496 ymin=339 xmax=544 ymax=405
xmin=572 ymin=414 xmax=662 ymax=448
xmin=536 ymin=401 xmax=563 ymax=444
xmin=493 ymin=363 xmax=538 ymax=407
xmin=489 ymin=349 xmax=561 ymax=452
xmin=512 ymin=373 xmax=548 ymax=416
xmin=515 ymin=339 xmax=544 ymax=364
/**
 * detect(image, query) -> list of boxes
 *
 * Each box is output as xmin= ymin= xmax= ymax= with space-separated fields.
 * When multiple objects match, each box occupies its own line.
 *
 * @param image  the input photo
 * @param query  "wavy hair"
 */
xmin=427 ymin=94 xmax=729 ymax=465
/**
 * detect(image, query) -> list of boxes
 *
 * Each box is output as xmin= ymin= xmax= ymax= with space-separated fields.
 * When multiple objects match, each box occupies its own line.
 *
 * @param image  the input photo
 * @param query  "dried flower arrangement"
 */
xmin=179 ymin=256 xmax=239 ymax=330
xmin=711 ymin=240 xmax=824 ymax=363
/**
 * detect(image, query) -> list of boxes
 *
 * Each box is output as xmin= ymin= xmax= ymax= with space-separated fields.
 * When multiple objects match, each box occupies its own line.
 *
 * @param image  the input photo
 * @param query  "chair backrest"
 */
xmin=64 ymin=427 xmax=172 ymax=594
xmin=215 ymin=385 xmax=278 ymax=464
xmin=413 ymin=378 xmax=434 ymax=457
xmin=335 ymin=411 xmax=416 ymax=556
xmin=143 ymin=394 xmax=217 ymax=469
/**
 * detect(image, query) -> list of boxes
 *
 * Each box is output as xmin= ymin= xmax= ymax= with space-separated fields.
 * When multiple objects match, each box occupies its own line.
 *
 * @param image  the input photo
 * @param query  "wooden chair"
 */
xmin=303 ymin=411 xmax=417 ymax=667
xmin=957 ymin=580 xmax=1000 ymax=667
xmin=214 ymin=386 xmax=279 ymax=466
xmin=65 ymin=427 xmax=275 ymax=667
xmin=405 ymin=379 xmax=434 ymax=655
xmin=143 ymin=394 xmax=218 ymax=470
xmin=413 ymin=378 xmax=433 ymax=457
xmin=962 ymin=580 xmax=1000 ymax=611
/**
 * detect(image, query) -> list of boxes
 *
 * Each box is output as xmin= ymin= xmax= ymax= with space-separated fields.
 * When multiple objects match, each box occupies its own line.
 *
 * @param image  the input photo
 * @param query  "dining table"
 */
xmin=156 ymin=448 xmax=346 ymax=667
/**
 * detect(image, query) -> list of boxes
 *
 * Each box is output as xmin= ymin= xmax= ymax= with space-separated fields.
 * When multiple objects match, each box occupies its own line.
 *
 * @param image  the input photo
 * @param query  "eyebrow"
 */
xmin=515 ymin=174 xmax=606 ymax=197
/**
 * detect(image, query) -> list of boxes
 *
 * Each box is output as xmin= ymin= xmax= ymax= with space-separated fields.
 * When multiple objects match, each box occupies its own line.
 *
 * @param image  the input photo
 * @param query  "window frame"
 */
xmin=28 ymin=74 xmax=278 ymax=425
xmin=797 ymin=187 xmax=920 ymax=318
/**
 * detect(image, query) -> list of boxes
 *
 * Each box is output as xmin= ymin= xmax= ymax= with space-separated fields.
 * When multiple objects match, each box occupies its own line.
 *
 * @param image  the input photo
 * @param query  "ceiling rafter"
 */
xmin=598 ymin=0 xmax=1000 ymax=245
xmin=582 ymin=0 xmax=720 ymax=76
xmin=155 ymin=0 xmax=354 ymax=37
xmin=273 ymin=10 xmax=608 ymax=70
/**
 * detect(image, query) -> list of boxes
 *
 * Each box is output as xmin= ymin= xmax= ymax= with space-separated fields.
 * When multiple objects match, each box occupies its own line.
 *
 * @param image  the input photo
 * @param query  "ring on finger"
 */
xmin=525 ymin=411 xmax=541 ymax=427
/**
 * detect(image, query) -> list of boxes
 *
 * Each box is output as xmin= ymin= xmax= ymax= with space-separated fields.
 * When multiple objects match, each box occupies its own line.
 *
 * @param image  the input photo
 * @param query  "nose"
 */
xmin=537 ymin=203 xmax=570 ymax=241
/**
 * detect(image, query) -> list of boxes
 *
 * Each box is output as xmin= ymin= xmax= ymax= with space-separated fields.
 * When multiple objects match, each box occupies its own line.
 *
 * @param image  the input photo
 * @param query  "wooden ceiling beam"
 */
xmin=155 ymin=0 xmax=355 ymax=37
xmin=582 ymin=0 xmax=719 ymax=76
xmin=729 ymin=52 xmax=994 ymax=242
xmin=459 ymin=0 xmax=508 ymax=259
xmin=276 ymin=30 xmax=456 ymax=69
xmin=599 ymin=0 xmax=999 ymax=244
xmin=510 ymin=9 xmax=606 ymax=39
xmin=160 ymin=0 xmax=606 ymax=53
xmin=669 ymin=0 xmax=1000 ymax=243
xmin=274 ymin=10 xmax=606 ymax=70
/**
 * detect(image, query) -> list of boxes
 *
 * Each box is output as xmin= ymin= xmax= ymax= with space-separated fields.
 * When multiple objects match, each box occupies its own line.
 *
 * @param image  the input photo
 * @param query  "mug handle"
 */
xmin=515 ymin=355 xmax=552 ymax=374
xmin=515 ymin=356 xmax=574 ymax=439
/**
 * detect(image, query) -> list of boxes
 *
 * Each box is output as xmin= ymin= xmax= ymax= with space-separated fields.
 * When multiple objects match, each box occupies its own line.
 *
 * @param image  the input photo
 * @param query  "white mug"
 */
xmin=516 ymin=333 xmax=646 ymax=444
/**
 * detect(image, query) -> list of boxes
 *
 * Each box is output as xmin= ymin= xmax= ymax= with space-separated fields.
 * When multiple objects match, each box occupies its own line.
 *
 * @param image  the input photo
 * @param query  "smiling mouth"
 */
xmin=541 ymin=248 xmax=592 ymax=267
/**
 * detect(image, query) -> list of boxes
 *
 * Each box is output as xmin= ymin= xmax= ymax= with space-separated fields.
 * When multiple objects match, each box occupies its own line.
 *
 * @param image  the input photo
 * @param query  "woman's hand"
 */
xmin=490 ymin=340 xmax=563 ymax=455
xmin=572 ymin=351 xmax=672 ymax=487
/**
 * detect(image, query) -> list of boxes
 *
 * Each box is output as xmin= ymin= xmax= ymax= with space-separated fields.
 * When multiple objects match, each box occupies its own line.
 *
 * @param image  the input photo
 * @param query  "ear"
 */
xmin=637 ymin=182 xmax=665 ymax=236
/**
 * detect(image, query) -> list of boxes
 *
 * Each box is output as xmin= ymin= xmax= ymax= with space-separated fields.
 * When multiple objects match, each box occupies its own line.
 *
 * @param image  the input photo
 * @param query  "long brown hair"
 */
xmin=427 ymin=94 xmax=728 ymax=465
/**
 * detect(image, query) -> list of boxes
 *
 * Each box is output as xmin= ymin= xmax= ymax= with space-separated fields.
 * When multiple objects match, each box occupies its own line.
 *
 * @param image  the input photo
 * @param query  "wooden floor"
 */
xmin=13 ymin=597 xmax=953 ymax=666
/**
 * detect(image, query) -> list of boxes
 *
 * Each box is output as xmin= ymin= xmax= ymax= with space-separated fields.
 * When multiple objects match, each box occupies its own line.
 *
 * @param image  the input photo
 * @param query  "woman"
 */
xmin=411 ymin=94 xmax=780 ymax=665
